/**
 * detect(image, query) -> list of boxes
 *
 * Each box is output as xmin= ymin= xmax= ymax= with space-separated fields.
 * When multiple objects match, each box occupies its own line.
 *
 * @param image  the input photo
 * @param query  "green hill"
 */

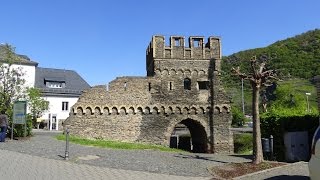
xmin=223 ymin=29 xmax=320 ymax=80
xmin=221 ymin=29 xmax=320 ymax=115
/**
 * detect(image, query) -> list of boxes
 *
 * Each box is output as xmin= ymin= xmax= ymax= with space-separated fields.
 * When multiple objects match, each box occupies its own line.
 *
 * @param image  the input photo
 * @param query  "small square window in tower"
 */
xmin=184 ymin=78 xmax=191 ymax=90
xmin=198 ymin=81 xmax=209 ymax=90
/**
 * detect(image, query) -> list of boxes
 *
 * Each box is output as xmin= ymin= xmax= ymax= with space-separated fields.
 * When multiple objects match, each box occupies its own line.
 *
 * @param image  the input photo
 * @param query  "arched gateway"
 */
xmin=169 ymin=118 xmax=208 ymax=153
xmin=64 ymin=35 xmax=234 ymax=154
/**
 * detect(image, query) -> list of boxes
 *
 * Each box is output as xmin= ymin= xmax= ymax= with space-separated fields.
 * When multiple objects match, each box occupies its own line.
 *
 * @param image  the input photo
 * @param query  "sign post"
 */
xmin=13 ymin=101 xmax=27 ymax=138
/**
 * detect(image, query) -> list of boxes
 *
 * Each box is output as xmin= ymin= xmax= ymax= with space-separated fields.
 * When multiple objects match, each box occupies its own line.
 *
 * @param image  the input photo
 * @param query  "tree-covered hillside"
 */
xmin=222 ymin=29 xmax=320 ymax=82
xmin=221 ymin=29 xmax=320 ymax=115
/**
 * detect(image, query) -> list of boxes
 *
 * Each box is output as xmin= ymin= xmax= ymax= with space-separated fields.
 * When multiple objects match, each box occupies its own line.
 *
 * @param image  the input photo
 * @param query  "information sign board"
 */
xmin=13 ymin=101 xmax=27 ymax=124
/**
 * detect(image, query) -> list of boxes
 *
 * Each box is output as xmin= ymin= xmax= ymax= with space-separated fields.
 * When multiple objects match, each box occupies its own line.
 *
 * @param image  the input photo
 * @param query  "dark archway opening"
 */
xmin=170 ymin=119 xmax=208 ymax=153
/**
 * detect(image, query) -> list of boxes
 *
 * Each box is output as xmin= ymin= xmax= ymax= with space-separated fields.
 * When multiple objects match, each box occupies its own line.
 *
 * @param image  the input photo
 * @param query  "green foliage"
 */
xmin=26 ymin=87 xmax=49 ymax=127
xmin=0 ymin=44 xmax=31 ymax=137
xmin=10 ymin=114 xmax=33 ymax=137
xmin=223 ymin=29 xmax=320 ymax=115
xmin=234 ymin=133 xmax=253 ymax=154
xmin=231 ymin=107 xmax=246 ymax=126
xmin=56 ymin=134 xmax=185 ymax=153
xmin=0 ymin=44 xmax=26 ymax=113
xmin=261 ymin=114 xmax=319 ymax=161
xmin=268 ymin=79 xmax=318 ymax=116
xmin=228 ymin=79 xmax=318 ymax=118
xmin=223 ymin=29 xmax=320 ymax=84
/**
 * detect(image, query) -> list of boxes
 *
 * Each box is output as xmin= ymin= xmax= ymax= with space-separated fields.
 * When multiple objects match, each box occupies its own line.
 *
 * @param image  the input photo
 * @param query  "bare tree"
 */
xmin=232 ymin=55 xmax=278 ymax=164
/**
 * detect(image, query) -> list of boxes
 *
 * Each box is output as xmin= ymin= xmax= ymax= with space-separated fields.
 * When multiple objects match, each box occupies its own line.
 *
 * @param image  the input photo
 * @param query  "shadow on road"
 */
xmin=230 ymin=154 xmax=252 ymax=160
xmin=265 ymin=175 xmax=309 ymax=180
xmin=174 ymin=154 xmax=229 ymax=164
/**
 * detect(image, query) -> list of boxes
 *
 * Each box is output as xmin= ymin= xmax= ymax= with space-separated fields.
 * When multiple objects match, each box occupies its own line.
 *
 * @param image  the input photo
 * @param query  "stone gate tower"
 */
xmin=65 ymin=35 xmax=233 ymax=153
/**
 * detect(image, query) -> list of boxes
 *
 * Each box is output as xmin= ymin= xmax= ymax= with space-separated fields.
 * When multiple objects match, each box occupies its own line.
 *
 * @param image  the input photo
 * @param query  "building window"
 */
xmin=45 ymin=81 xmax=65 ymax=88
xmin=184 ymin=78 xmax=191 ymax=90
xmin=62 ymin=102 xmax=69 ymax=111
xmin=148 ymin=82 xmax=151 ymax=91
xmin=198 ymin=81 xmax=209 ymax=90
xmin=169 ymin=82 xmax=173 ymax=90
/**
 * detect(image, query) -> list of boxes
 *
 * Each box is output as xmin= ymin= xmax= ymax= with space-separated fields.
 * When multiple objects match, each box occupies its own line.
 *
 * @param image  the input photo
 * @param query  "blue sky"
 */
xmin=1 ymin=0 xmax=319 ymax=86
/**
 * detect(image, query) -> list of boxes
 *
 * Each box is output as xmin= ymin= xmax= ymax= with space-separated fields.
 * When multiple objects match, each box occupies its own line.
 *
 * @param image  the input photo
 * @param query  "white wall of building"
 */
xmin=11 ymin=64 xmax=36 ymax=88
xmin=41 ymin=96 xmax=78 ymax=121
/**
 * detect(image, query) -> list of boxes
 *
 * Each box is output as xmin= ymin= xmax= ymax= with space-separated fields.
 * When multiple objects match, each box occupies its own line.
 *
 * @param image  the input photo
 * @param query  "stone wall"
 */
xmin=65 ymin=35 xmax=233 ymax=154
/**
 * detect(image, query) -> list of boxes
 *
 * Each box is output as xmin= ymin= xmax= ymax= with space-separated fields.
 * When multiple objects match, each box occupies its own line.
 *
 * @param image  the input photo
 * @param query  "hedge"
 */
xmin=261 ymin=113 xmax=319 ymax=161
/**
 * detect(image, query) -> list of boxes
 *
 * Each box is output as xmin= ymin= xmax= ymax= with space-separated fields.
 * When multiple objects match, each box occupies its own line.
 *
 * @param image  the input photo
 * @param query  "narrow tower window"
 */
xmin=184 ymin=78 xmax=191 ymax=90
xmin=169 ymin=82 xmax=173 ymax=90
xmin=148 ymin=82 xmax=151 ymax=91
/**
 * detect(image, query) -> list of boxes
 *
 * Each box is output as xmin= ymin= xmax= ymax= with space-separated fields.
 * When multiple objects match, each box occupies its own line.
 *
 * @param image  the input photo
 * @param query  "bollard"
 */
xmin=270 ymin=135 xmax=274 ymax=160
xmin=65 ymin=127 xmax=70 ymax=160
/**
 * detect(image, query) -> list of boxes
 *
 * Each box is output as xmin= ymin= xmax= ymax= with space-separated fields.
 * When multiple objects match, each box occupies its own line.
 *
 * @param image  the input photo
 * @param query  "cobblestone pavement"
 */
xmin=0 ymin=149 xmax=211 ymax=180
xmin=0 ymin=130 xmax=250 ymax=179
xmin=2 ymin=130 xmax=309 ymax=179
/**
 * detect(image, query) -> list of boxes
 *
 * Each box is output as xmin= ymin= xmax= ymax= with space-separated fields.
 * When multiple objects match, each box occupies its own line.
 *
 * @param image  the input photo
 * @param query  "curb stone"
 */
xmin=233 ymin=161 xmax=307 ymax=180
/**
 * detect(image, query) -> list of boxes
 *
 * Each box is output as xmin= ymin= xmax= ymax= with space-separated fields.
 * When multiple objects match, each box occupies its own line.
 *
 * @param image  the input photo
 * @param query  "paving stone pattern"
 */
xmin=0 ymin=130 xmax=250 ymax=179
xmin=0 ymin=149 xmax=213 ymax=180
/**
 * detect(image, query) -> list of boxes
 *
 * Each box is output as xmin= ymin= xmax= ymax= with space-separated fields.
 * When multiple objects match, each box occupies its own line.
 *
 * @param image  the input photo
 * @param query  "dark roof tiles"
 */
xmin=35 ymin=67 xmax=91 ymax=96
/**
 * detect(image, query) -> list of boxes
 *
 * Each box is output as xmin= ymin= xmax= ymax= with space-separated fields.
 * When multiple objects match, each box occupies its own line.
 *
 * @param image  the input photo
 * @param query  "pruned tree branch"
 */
xmin=230 ymin=55 xmax=279 ymax=164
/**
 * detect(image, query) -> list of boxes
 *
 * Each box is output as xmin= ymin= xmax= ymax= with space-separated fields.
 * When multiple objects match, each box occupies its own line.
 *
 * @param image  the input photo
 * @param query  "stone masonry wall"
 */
xmin=65 ymin=35 xmax=233 ymax=154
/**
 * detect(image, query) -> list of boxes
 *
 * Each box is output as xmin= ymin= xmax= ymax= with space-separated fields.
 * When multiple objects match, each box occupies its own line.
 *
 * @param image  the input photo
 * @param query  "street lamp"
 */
xmin=306 ymin=92 xmax=311 ymax=112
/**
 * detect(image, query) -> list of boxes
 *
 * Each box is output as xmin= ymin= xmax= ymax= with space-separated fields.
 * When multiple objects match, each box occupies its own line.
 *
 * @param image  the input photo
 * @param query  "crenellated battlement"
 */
xmin=146 ymin=35 xmax=221 ymax=77
xmin=146 ymin=35 xmax=221 ymax=60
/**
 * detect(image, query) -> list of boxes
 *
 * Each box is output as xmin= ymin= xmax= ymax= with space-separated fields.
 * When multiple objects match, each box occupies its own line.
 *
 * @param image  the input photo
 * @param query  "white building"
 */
xmin=0 ymin=45 xmax=91 ymax=131
xmin=35 ymin=67 xmax=90 ymax=130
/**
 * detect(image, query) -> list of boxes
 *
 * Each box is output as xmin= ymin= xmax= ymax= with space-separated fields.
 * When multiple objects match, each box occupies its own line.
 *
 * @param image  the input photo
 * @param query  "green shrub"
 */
xmin=232 ymin=107 xmax=246 ymax=127
xmin=261 ymin=113 xmax=319 ymax=161
xmin=9 ymin=114 xmax=33 ymax=137
xmin=234 ymin=133 xmax=253 ymax=154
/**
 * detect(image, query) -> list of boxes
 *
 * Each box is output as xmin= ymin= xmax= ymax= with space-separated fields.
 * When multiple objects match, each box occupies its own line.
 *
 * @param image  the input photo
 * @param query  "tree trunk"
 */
xmin=252 ymin=84 xmax=264 ymax=164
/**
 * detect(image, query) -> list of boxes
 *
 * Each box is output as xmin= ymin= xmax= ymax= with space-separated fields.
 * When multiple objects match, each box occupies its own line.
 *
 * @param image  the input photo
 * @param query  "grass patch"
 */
xmin=56 ymin=134 xmax=185 ymax=153
xmin=234 ymin=133 xmax=253 ymax=154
